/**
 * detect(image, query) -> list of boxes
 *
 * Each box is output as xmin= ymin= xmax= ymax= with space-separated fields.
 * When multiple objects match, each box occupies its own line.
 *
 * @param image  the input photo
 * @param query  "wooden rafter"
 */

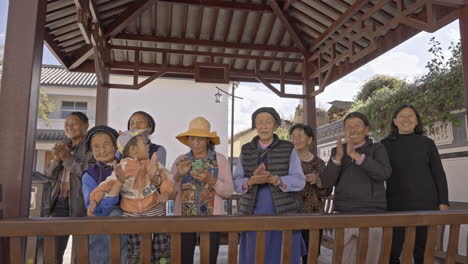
xmin=267 ymin=0 xmax=309 ymax=57
xmin=105 ymin=0 xmax=155 ymax=39
xmin=309 ymin=0 xmax=370 ymax=52
xmin=282 ymin=0 xmax=297 ymax=11
xmin=113 ymin=33 xmax=303 ymax=54
xmin=157 ymin=0 xmax=274 ymax=13
xmin=44 ymin=32 xmax=72 ymax=68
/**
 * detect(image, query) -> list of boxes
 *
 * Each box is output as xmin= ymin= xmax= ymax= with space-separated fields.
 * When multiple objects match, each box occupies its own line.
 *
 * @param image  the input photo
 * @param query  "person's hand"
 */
xmin=334 ymin=137 xmax=344 ymax=163
xmin=253 ymin=163 xmax=267 ymax=176
xmin=157 ymin=192 xmax=169 ymax=204
xmin=146 ymin=153 xmax=159 ymax=181
xmin=305 ymin=173 xmax=319 ymax=184
xmin=345 ymin=131 xmax=361 ymax=161
xmin=52 ymin=142 xmax=70 ymax=161
xmin=439 ymin=204 xmax=449 ymax=211
xmin=113 ymin=161 xmax=126 ymax=183
xmin=247 ymin=164 xmax=276 ymax=186
xmin=87 ymin=201 xmax=97 ymax=216
xmin=175 ymin=155 xmax=192 ymax=181
xmin=191 ymin=169 xmax=217 ymax=186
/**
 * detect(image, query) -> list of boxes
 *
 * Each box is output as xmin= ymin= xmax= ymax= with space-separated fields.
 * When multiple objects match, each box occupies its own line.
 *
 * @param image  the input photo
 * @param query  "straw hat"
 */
xmin=176 ymin=117 xmax=220 ymax=146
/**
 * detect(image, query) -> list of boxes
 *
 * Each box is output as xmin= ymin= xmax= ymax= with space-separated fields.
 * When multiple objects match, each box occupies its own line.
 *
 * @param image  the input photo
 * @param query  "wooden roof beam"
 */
xmin=44 ymin=32 xmax=72 ymax=69
xmin=309 ymin=0 xmax=370 ymax=52
xmin=432 ymin=0 xmax=468 ymax=7
xmin=157 ymin=0 xmax=274 ymax=13
xmin=113 ymin=33 xmax=304 ymax=54
xmin=105 ymin=0 xmax=156 ymax=39
xmin=267 ymin=0 xmax=309 ymax=58
xmin=108 ymin=45 xmax=303 ymax=62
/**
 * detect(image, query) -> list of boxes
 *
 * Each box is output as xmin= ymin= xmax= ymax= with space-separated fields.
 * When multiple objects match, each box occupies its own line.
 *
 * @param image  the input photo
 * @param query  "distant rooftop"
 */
xmin=0 ymin=64 xmax=96 ymax=87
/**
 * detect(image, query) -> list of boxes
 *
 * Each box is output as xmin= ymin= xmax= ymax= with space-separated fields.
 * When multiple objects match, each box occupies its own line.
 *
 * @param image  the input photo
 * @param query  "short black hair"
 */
xmin=343 ymin=112 xmax=370 ymax=127
xmin=289 ymin=124 xmax=315 ymax=140
xmin=67 ymin=111 xmax=89 ymax=124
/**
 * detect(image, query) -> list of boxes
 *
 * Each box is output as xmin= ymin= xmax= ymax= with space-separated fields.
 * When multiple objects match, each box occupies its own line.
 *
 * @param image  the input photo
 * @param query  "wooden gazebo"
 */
xmin=1 ymin=0 xmax=468 ymax=262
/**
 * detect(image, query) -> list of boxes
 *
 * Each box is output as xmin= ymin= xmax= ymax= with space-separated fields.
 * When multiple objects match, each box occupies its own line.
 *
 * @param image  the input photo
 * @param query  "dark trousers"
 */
xmin=181 ymin=232 xmax=220 ymax=264
xmin=390 ymin=226 xmax=428 ymax=264
xmin=301 ymin=229 xmax=323 ymax=264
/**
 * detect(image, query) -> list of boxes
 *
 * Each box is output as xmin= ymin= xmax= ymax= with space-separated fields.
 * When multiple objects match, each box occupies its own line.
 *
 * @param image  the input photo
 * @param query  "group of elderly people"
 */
xmin=45 ymin=104 xmax=448 ymax=264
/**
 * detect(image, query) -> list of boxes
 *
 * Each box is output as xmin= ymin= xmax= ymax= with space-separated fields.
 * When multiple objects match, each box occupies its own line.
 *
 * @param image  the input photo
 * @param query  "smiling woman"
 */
xmin=381 ymin=104 xmax=449 ymax=264
xmin=319 ymin=111 xmax=392 ymax=264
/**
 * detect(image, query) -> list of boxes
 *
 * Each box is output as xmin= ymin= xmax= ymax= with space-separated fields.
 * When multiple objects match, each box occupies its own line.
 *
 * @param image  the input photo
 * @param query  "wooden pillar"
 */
xmin=460 ymin=5 xmax=468 ymax=121
xmin=302 ymin=61 xmax=318 ymax=155
xmin=0 ymin=0 xmax=47 ymax=261
xmin=95 ymin=84 xmax=109 ymax=125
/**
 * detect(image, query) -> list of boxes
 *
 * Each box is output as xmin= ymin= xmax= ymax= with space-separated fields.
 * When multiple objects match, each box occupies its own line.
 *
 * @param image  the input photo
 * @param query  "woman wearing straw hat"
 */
xmin=171 ymin=117 xmax=234 ymax=264
xmin=233 ymin=107 xmax=306 ymax=264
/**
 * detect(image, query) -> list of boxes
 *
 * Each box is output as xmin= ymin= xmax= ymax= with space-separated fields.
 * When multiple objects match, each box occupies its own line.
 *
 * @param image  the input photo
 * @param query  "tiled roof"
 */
xmin=0 ymin=64 xmax=96 ymax=87
xmin=36 ymin=129 xmax=67 ymax=141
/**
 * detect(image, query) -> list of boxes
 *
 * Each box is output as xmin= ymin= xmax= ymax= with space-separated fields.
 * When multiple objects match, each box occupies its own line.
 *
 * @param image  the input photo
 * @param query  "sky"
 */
xmin=0 ymin=1 xmax=461 ymax=134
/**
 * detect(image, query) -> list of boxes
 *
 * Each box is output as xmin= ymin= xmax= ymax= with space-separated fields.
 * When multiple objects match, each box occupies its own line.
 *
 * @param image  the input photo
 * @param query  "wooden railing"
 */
xmin=1 ymin=210 xmax=468 ymax=264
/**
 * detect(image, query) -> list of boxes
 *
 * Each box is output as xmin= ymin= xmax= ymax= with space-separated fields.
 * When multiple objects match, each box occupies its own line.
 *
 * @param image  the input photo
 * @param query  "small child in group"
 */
xmin=88 ymin=129 xmax=174 ymax=264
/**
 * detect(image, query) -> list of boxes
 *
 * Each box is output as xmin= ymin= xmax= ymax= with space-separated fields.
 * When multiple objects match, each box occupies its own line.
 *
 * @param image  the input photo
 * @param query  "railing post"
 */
xmin=171 ymin=233 xmax=181 ymax=264
xmin=199 ymin=232 xmax=211 ymax=264
xmin=333 ymin=228 xmax=344 ymax=264
xmin=110 ymin=234 xmax=121 ymax=264
xmin=379 ymin=227 xmax=393 ymax=264
xmin=255 ymin=231 xmax=266 ymax=264
xmin=445 ymin=224 xmax=460 ymax=263
xmin=307 ymin=229 xmax=320 ymax=264
xmin=228 ymin=232 xmax=239 ymax=264
xmin=357 ymin=228 xmax=369 ymax=264
xmin=401 ymin=226 xmax=416 ymax=264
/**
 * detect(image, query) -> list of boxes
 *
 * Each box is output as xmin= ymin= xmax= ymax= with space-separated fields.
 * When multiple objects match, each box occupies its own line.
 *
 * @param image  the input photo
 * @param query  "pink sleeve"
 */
xmin=213 ymin=153 xmax=234 ymax=198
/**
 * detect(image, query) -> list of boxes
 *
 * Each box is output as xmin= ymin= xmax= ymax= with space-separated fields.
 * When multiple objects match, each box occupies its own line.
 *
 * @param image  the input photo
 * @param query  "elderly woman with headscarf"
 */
xmin=171 ymin=117 xmax=234 ymax=264
xmin=233 ymin=107 xmax=306 ymax=264
xmin=81 ymin=125 xmax=127 ymax=263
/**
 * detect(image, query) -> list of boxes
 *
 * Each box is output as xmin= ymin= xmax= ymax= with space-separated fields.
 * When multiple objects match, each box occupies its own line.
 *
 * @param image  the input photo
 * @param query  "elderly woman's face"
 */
xmin=188 ymin=136 xmax=209 ymax=156
xmin=64 ymin=115 xmax=88 ymax=141
xmin=91 ymin=133 xmax=116 ymax=163
xmin=129 ymin=113 xmax=150 ymax=131
xmin=291 ymin=128 xmax=312 ymax=151
xmin=344 ymin=117 xmax=369 ymax=145
xmin=255 ymin=112 xmax=278 ymax=142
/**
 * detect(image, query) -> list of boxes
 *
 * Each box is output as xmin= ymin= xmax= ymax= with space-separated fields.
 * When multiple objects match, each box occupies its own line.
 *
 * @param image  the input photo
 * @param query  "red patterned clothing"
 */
xmin=300 ymin=156 xmax=332 ymax=213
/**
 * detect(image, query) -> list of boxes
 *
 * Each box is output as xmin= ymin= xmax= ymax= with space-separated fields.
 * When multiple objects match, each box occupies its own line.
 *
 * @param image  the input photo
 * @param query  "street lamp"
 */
xmin=214 ymin=83 xmax=243 ymax=173
xmin=214 ymin=90 xmax=222 ymax=103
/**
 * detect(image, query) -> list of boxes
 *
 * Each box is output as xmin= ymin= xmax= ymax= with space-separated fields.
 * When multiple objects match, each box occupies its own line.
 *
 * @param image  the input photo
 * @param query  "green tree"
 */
xmin=39 ymin=88 xmax=55 ymax=126
xmin=354 ymin=75 xmax=405 ymax=102
xmin=275 ymin=126 xmax=290 ymax=140
xmin=353 ymin=37 xmax=464 ymax=137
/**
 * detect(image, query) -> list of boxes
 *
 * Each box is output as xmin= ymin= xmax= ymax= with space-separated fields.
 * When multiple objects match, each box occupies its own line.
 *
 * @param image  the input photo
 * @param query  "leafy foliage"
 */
xmin=39 ymin=88 xmax=55 ymax=126
xmin=275 ymin=126 xmax=290 ymax=140
xmin=354 ymin=74 xmax=405 ymax=102
xmin=353 ymin=37 xmax=464 ymax=137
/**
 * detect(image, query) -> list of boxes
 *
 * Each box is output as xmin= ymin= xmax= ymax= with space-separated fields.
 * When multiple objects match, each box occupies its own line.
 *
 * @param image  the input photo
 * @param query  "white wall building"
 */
xmin=33 ymin=65 xmax=230 ymax=173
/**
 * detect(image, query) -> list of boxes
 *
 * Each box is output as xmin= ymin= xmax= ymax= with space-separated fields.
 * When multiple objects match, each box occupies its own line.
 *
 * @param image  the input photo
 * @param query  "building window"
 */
xmin=61 ymin=101 xmax=87 ymax=119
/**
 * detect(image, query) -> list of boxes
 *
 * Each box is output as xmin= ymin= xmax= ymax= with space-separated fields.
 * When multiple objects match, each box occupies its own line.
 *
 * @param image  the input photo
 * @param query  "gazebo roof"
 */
xmin=44 ymin=0 xmax=464 ymax=96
